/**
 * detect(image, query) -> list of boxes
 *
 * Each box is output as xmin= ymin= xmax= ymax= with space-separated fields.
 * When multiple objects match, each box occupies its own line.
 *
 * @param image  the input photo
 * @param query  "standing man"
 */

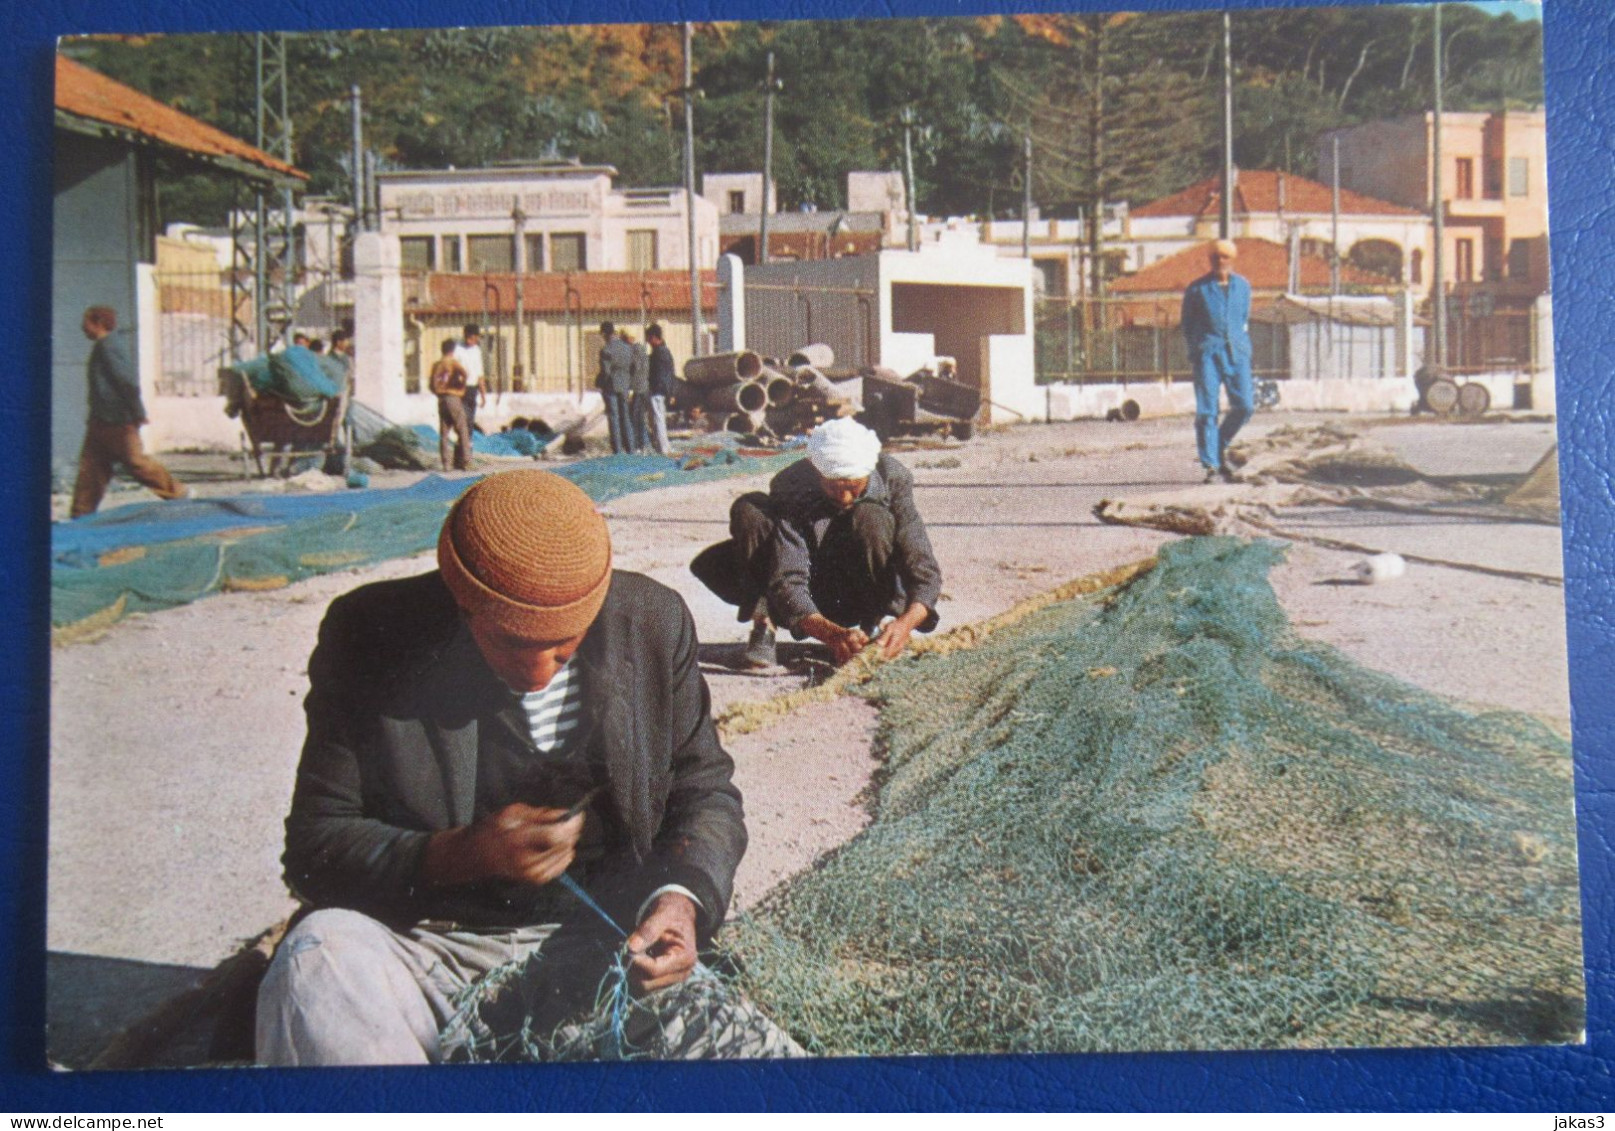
xmin=690 ymin=417 xmax=940 ymax=669
xmin=622 ymin=328 xmax=650 ymax=454
xmin=455 ymin=324 xmax=487 ymax=436
xmin=645 ymin=324 xmax=676 ymax=457
xmin=256 ymin=470 xmax=799 ymax=1064
xmin=594 ymin=321 xmax=634 ymax=455
xmin=1181 ymin=239 xmax=1255 ymax=483
xmin=69 ymin=306 xmax=188 ymax=519
xmin=428 ymin=338 xmax=472 ymax=471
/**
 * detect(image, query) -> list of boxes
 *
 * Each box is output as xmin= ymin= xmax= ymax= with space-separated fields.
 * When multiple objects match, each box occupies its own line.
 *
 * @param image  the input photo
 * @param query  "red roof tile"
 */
xmin=1110 ymin=237 xmax=1396 ymax=293
xmin=55 ymin=55 xmax=306 ymax=183
xmin=414 ymin=270 xmax=718 ymax=316
xmin=1132 ymin=170 xmax=1420 ymax=219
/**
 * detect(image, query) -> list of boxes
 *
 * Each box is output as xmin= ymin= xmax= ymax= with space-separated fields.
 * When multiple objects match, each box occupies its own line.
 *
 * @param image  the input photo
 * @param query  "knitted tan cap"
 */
xmin=438 ymin=470 xmax=612 ymax=639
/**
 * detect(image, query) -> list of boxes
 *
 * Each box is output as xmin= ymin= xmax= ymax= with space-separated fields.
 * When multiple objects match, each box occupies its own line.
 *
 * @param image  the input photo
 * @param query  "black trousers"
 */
xmin=689 ymin=492 xmax=909 ymax=632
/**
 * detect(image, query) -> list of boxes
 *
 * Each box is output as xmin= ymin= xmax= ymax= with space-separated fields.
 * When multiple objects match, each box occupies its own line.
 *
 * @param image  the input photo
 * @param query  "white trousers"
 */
xmin=255 ymin=908 xmax=804 ymax=1065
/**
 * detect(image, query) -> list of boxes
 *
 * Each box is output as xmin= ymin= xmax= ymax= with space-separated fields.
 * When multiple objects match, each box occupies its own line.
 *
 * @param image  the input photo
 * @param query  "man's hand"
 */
xmin=626 ymin=891 xmax=699 ymax=993
xmin=421 ymin=802 xmax=584 ymax=888
xmin=798 ymin=614 xmax=869 ymax=665
xmin=873 ymin=603 xmax=930 ymax=660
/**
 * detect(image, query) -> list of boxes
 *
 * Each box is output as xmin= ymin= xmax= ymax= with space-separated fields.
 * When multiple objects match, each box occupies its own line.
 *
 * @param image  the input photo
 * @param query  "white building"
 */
xmin=702 ymin=172 xmax=776 ymax=218
xmin=722 ymin=228 xmax=1039 ymax=424
xmin=376 ymin=159 xmax=720 ymax=276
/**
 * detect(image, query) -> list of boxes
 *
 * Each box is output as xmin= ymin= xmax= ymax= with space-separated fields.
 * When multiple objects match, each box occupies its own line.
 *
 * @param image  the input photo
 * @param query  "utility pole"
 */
xmin=1431 ymin=2 xmax=1447 ymax=370
xmin=683 ymin=22 xmax=703 ymax=353
xmin=350 ymin=85 xmax=366 ymax=234
xmin=1022 ymin=133 xmax=1033 ymax=260
xmin=1220 ymin=10 xmax=1234 ymax=240
xmin=901 ymin=107 xmax=919 ymax=252
xmin=513 ymin=196 xmax=526 ymax=394
xmin=1331 ymin=136 xmax=1341 ymax=296
xmin=759 ymin=51 xmax=779 ymax=266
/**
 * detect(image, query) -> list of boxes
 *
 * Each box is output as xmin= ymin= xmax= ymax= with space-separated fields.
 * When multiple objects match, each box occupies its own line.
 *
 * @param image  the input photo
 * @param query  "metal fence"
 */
xmin=1440 ymin=296 xmax=1535 ymax=375
xmin=1034 ymin=295 xmax=1289 ymax=386
xmin=742 ymin=279 xmax=879 ymax=370
xmin=1035 ymin=292 xmax=1541 ymax=386
xmin=154 ymin=267 xmax=351 ymax=397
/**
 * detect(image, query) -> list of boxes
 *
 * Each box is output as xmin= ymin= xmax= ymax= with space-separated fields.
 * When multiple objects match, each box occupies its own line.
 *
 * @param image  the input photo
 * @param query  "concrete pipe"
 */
xmin=787 ymin=343 xmax=835 ymax=369
xmin=706 ymin=380 xmax=768 ymax=414
xmin=684 ymin=350 xmax=764 ymax=387
xmin=762 ymin=370 xmax=796 ymax=407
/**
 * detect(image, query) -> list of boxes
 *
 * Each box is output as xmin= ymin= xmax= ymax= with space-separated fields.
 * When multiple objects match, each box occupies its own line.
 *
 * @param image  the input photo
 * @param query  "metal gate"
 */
xmin=743 ymin=278 xmax=878 ymax=369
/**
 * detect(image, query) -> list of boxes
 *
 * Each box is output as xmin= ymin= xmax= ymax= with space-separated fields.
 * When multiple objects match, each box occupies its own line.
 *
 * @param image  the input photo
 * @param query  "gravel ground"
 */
xmin=45 ymin=411 xmax=1572 ymax=1061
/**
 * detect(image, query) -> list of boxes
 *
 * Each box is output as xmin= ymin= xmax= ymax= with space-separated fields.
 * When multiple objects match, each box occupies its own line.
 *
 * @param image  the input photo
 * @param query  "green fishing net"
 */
xmin=721 ymin=536 xmax=1581 ymax=1054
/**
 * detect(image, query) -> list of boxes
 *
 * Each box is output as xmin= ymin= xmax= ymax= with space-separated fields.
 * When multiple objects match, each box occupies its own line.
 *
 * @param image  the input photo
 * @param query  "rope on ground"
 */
xmin=1244 ymin=515 xmax=1564 ymax=587
xmin=715 ymin=557 xmax=1157 ymax=741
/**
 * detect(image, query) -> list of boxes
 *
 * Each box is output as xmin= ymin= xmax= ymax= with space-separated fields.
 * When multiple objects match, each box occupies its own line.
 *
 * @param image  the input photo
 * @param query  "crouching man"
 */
xmin=257 ymin=470 xmax=800 ymax=1064
xmin=692 ymin=417 xmax=941 ymax=668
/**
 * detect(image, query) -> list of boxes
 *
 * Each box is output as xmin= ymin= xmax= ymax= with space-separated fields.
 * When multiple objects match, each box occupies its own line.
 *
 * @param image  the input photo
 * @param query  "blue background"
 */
xmin=5 ymin=0 xmax=1610 ymax=1112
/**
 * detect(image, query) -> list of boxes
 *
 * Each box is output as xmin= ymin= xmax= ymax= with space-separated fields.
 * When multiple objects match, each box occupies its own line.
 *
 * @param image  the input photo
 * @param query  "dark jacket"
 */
xmin=86 ymin=329 xmax=146 ymax=426
xmin=595 ymin=337 xmax=635 ymax=396
xmin=648 ymin=343 xmax=677 ymax=398
xmin=282 ymin=569 xmax=747 ymax=940
xmin=767 ymin=454 xmax=943 ymax=630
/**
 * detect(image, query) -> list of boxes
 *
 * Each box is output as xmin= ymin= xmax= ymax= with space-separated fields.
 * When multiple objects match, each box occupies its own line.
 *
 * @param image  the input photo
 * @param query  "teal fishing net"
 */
xmin=51 ymin=446 xmax=800 ymax=640
xmin=716 ymin=536 xmax=1582 ymax=1054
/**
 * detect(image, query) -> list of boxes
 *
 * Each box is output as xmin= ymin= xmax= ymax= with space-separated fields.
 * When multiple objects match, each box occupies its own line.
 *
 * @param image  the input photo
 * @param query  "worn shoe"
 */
xmin=742 ymin=622 xmax=777 ymax=669
xmin=1203 ymin=466 xmax=1220 ymax=484
xmin=1218 ymin=465 xmax=1243 ymax=484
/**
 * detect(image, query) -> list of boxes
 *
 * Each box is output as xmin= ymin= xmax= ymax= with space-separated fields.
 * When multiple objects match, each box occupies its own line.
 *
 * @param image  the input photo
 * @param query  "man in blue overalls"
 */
xmin=1180 ymin=239 xmax=1254 ymax=483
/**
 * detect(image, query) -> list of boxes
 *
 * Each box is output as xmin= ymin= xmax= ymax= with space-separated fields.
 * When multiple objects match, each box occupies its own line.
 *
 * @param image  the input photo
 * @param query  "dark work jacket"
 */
xmin=282 ymin=569 xmax=747 ymax=941
xmin=86 ymin=329 xmax=146 ymax=426
xmin=648 ymin=343 xmax=677 ymax=398
xmin=767 ymin=454 xmax=943 ymax=630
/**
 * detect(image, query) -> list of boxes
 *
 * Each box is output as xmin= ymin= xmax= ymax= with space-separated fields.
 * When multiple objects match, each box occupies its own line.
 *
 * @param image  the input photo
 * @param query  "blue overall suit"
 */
xmin=1180 ymin=270 xmax=1256 ymax=472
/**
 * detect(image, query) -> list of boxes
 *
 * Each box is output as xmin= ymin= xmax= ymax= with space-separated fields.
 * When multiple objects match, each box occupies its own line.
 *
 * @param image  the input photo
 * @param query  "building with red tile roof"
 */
xmin=55 ymin=55 xmax=305 ymax=186
xmin=1130 ymin=170 xmax=1420 ymax=221
xmin=1122 ymin=169 xmax=1432 ymax=297
xmin=1111 ymin=237 xmax=1395 ymax=297
xmin=53 ymin=55 xmax=310 ymax=465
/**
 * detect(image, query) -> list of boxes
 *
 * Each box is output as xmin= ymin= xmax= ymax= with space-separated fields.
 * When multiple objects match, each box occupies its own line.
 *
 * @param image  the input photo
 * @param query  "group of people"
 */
xmin=425 ymin=324 xmax=488 ymax=472
xmin=255 ymin=412 xmax=943 ymax=1065
xmin=595 ymin=320 xmax=677 ymax=457
xmin=70 ymin=237 xmax=1257 ymax=1065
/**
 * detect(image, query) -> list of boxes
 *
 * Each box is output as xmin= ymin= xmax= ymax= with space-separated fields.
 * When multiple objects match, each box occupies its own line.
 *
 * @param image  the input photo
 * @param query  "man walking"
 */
xmin=455 ymin=324 xmax=487 ymax=435
xmin=69 ymin=306 xmax=188 ymax=518
xmin=595 ymin=321 xmax=634 ymax=455
xmin=1180 ymin=239 xmax=1255 ymax=483
xmin=645 ymin=324 xmax=676 ymax=457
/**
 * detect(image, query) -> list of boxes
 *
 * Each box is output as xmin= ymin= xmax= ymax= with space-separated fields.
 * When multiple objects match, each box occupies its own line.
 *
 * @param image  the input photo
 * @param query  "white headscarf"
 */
xmin=807 ymin=417 xmax=882 ymax=479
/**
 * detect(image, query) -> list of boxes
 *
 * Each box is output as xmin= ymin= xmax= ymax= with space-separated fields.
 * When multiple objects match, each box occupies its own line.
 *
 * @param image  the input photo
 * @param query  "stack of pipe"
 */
xmin=685 ymin=344 xmax=859 ymax=438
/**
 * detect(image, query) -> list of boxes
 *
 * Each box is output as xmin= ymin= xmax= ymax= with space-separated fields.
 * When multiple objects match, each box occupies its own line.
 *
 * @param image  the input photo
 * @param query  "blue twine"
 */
xmin=557 ymin=873 xmax=635 ymax=1058
xmin=557 ymin=873 xmax=627 ymax=938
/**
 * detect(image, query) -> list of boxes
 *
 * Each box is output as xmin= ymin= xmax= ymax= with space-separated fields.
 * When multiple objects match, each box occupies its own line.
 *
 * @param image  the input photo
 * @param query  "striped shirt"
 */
xmin=519 ymin=659 xmax=584 ymax=755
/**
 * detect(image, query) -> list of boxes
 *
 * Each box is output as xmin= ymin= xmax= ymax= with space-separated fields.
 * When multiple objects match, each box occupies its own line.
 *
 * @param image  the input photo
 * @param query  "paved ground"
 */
xmin=44 ymin=410 xmax=1571 ymax=1065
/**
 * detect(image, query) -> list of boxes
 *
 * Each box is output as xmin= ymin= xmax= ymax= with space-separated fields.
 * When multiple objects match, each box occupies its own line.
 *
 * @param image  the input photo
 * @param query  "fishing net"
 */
xmin=51 ymin=446 xmax=802 ymax=642
xmin=715 ymin=536 xmax=1582 ymax=1055
xmin=1096 ymin=424 xmax=1562 ymax=539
